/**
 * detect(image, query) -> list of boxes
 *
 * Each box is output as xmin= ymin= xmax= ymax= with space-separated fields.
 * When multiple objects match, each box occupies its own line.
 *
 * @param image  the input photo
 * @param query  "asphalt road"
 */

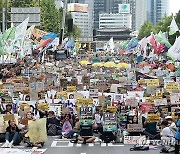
xmin=43 ymin=136 xmax=162 ymax=154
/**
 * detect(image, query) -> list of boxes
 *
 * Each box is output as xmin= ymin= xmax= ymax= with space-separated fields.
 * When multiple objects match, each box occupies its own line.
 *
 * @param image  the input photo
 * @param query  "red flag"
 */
xmin=149 ymin=34 xmax=157 ymax=53
xmin=156 ymin=43 xmax=164 ymax=54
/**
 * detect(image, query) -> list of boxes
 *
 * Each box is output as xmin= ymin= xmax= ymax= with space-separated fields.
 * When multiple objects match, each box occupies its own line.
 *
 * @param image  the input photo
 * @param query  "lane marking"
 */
xmin=88 ymin=143 xmax=94 ymax=147
xmin=76 ymin=144 xmax=82 ymax=147
xmin=101 ymin=143 xmax=106 ymax=147
xmin=107 ymin=143 xmax=124 ymax=147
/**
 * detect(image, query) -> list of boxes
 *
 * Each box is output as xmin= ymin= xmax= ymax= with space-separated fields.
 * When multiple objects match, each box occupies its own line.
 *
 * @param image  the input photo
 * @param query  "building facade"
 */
xmin=135 ymin=0 xmax=147 ymax=30
xmin=71 ymin=11 xmax=90 ymax=37
xmin=147 ymin=0 xmax=169 ymax=25
xmin=99 ymin=13 xmax=132 ymax=29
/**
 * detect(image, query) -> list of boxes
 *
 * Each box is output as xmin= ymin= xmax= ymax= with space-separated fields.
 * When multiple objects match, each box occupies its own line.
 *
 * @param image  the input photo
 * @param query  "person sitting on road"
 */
xmin=72 ymin=120 xmax=98 ymax=144
xmin=2 ymin=120 xmax=22 ymax=148
xmin=47 ymin=111 xmax=61 ymax=136
xmin=61 ymin=114 xmax=74 ymax=138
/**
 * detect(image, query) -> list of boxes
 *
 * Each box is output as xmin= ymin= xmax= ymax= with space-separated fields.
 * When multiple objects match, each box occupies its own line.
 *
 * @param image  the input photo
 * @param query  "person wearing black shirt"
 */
xmin=2 ymin=120 xmax=21 ymax=148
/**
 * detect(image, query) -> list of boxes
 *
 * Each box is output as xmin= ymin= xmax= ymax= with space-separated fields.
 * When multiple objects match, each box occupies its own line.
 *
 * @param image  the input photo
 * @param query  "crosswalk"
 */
xmin=51 ymin=139 xmax=124 ymax=148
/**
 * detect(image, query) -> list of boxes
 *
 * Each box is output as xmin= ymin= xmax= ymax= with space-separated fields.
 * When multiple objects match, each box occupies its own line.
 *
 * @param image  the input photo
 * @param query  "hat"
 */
xmin=165 ymin=116 xmax=172 ymax=119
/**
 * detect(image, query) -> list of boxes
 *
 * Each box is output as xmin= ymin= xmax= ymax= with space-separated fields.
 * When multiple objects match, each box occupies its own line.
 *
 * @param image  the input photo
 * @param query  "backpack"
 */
xmin=47 ymin=124 xmax=57 ymax=136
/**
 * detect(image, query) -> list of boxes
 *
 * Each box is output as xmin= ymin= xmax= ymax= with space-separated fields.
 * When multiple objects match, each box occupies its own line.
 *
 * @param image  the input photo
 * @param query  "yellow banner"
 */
xmin=28 ymin=118 xmax=47 ymax=143
xmin=56 ymin=91 xmax=67 ymax=99
xmin=146 ymin=79 xmax=159 ymax=87
xmin=76 ymin=98 xmax=93 ymax=106
xmin=147 ymin=114 xmax=160 ymax=123
xmin=138 ymin=80 xmax=146 ymax=85
xmin=166 ymin=82 xmax=179 ymax=92
xmin=106 ymin=106 xmax=117 ymax=113
xmin=67 ymin=86 xmax=77 ymax=92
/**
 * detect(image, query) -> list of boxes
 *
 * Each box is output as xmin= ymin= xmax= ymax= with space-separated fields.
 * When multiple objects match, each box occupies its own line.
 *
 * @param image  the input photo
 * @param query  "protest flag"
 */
xmin=169 ymin=17 xmax=179 ymax=35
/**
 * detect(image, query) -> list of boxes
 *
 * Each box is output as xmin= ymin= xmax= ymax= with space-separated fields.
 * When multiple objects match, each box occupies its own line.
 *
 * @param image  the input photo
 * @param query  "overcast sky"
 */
xmin=169 ymin=0 xmax=180 ymax=15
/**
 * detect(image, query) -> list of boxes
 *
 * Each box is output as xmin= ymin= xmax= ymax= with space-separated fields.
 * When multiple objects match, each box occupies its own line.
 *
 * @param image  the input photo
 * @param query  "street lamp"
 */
xmin=61 ymin=0 xmax=67 ymax=44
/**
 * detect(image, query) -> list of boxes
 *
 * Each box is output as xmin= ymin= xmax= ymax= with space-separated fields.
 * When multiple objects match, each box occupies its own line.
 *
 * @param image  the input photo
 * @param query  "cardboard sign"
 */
xmin=106 ymin=106 xmax=117 ymax=113
xmin=127 ymin=124 xmax=143 ymax=132
xmin=140 ymin=104 xmax=153 ymax=112
xmin=166 ymin=82 xmax=179 ymax=93
xmin=82 ymin=76 xmax=90 ymax=86
xmin=138 ymin=79 xmax=146 ymax=85
xmin=146 ymin=79 xmax=159 ymax=87
xmin=89 ymin=89 xmax=98 ymax=98
xmin=114 ymin=94 xmax=124 ymax=102
xmin=76 ymin=98 xmax=93 ymax=106
xmin=14 ymin=83 xmax=26 ymax=92
xmin=170 ymin=94 xmax=180 ymax=105
xmin=103 ymin=113 xmax=117 ymax=132
xmin=125 ymin=97 xmax=138 ymax=107
xmin=36 ymin=82 xmax=44 ymax=92
xmin=3 ymin=114 xmax=15 ymax=121
xmin=56 ymin=91 xmax=67 ymax=99
xmin=124 ymin=136 xmax=146 ymax=145
xmin=60 ymin=79 xmax=67 ymax=88
xmin=29 ymin=82 xmax=36 ymax=93
xmin=3 ymin=84 xmax=14 ymax=92
xmin=147 ymin=114 xmax=160 ymax=123
xmin=154 ymin=98 xmax=167 ymax=106
xmin=67 ymin=86 xmax=76 ymax=92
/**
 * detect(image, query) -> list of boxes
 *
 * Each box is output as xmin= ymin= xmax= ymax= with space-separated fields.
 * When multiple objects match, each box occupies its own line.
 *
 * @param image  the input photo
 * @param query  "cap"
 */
xmin=165 ymin=116 xmax=173 ymax=119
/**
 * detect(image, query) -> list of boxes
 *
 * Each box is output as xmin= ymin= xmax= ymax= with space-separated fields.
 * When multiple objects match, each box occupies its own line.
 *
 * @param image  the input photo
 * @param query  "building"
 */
xmin=135 ymin=0 xmax=147 ymax=30
xmin=78 ymin=0 xmax=94 ymax=36
xmin=94 ymin=0 xmax=106 ymax=29
xmin=99 ymin=13 xmax=132 ymax=29
xmin=147 ymin=0 xmax=169 ymax=25
xmin=71 ymin=11 xmax=90 ymax=37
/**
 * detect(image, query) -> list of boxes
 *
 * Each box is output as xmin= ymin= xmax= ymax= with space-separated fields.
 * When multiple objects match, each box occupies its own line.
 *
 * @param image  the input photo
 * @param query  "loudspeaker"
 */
xmin=68 ymin=19 xmax=73 ymax=32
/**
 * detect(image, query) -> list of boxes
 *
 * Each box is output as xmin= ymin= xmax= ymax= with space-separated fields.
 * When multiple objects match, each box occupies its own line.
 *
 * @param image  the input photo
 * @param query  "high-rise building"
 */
xmin=135 ymin=0 xmax=147 ymax=30
xmin=78 ymin=0 xmax=94 ymax=36
xmin=94 ymin=0 xmax=106 ymax=29
xmin=147 ymin=0 xmax=169 ymax=25
xmin=99 ymin=13 xmax=132 ymax=29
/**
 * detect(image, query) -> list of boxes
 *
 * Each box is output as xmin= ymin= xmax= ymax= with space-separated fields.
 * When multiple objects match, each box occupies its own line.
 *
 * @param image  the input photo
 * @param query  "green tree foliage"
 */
xmin=138 ymin=21 xmax=156 ymax=39
xmin=138 ymin=11 xmax=180 ymax=44
xmin=10 ymin=0 xmax=33 ymax=7
xmin=39 ymin=0 xmax=62 ymax=33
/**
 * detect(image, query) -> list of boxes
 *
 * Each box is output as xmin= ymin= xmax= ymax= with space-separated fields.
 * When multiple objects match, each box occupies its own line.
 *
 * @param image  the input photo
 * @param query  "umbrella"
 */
xmin=116 ymin=63 xmax=129 ymax=68
xmin=92 ymin=57 xmax=100 ymax=63
xmin=92 ymin=62 xmax=104 ymax=67
xmin=104 ymin=61 xmax=116 ymax=68
xmin=80 ymin=60 xmax=91 ymax=66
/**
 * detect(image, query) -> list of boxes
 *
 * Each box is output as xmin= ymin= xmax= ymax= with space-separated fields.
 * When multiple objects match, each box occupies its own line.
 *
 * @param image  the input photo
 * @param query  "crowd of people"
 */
xmin=0 ymin=50 xmax=180 ymax=153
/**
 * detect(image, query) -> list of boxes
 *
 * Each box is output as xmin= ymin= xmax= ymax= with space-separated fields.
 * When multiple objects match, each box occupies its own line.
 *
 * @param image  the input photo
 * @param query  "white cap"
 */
xmin=165 ymin=116 xmax=172 ymax=119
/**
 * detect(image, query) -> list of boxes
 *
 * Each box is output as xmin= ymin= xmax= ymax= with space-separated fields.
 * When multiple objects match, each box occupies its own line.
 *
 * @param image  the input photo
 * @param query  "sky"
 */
xmin=169 ymin=0 xmax=180 ymax=15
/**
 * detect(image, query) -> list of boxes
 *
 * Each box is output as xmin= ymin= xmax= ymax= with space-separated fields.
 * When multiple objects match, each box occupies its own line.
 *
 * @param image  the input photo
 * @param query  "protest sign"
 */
xmin=67 ymin=86 xmax=76 ymax=92
xmin=82 ymin=76 xmax=90 ymax=86
xmin=76 ymin=98 xmax=93 ymax=106
xmin=103 ymin=113 xmax=117 ymax=132
xmin=125 ymin=97 xmax=138 ymax=107
xmin=166 ymin=82 xmax=179 ymax=93
xmin=124 ymin=136 xmax=146 ymax=145
xmin=146 ymin=79 xmax=159 ymax=87
xmin=60 ymin=79 xmax=67 ymax=88
xmin=56 ymin=91 xmax=67 ymax=99
xmin=106 ymin=106 xmax=117 ymax=113
xmin=89 ymin=89 xmax=98 ymax=98
xmin=114 ymin=94 xmax=124 ymax=102
xmin=140 ymin=104 xmax=153 ymax=112
xmin=170 ymin=94 xmax=180 ymax=105
xmin=80 ymin=107 xmax=93 ymax=126
xmin=28 ymin=118 xmax=47 ymax=143
xmin=3 ymin=114 xmax=15 ymax=121
xmin=154 ymin=98 xmax=167 ymax=106
xmin=127 ymin=124 xmax=143 ymax=132
xmin=147 ymin=114 xmax=160 ymax=123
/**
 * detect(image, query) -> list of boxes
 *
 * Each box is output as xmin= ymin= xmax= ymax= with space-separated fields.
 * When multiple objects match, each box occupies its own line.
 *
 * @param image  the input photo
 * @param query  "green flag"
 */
xmin=121 ymin=40 xmax=129 ymax=49
xmin=156 ymin=31 xmax=172 ymax=48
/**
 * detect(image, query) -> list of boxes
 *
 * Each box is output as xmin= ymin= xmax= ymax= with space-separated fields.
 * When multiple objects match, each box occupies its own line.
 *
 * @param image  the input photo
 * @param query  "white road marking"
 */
xmin=81 ymin=153 xmax=86 ymax=154
xmin=101 ymin=143 xmax=106 ymax=147
xmin=88 ymin=143 xmax=94 ymax=147
xmin=76 ymin=144 xmax=82 ymax=147
xmin=107 ymin=143 xmax=124 ymax=147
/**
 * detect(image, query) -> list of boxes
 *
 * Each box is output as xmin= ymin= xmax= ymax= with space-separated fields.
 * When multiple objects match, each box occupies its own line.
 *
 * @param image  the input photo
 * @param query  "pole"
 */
xmin=61 ymin=0 xmax=67 ymax=44
xmin=2 ymin=8 xmax=5 ymax=33
xmin=5 ymin=0 xmax=8 ymax=30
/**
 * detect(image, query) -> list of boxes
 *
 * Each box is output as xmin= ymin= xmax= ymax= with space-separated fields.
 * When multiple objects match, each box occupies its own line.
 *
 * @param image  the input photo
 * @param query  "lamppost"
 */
xmin=61 ymin=0 xmax=67 ymax=44
xmin=5 ymin=0 xmax=8 ymax=30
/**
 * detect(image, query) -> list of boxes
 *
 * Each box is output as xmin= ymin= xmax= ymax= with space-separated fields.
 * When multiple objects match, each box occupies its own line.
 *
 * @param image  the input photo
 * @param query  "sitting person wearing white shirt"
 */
xmin=160 ymin=120 xmax=175 ymax=153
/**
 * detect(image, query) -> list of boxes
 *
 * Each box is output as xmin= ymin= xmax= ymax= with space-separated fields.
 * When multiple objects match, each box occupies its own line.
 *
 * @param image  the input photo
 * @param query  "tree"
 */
xmin=10 ymin=0 xmax=33 ymax=7
xmin=138 ymin=21 xmax=156 ymax=39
